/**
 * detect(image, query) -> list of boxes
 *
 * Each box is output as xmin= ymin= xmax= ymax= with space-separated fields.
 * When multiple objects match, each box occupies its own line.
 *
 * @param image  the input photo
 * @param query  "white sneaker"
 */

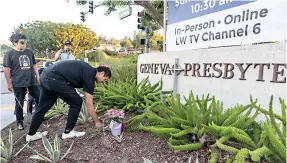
xmin=62 ymin=130 xmax=85 ymax=139
xmin=26 ymin=131 xmax=48 ymax=142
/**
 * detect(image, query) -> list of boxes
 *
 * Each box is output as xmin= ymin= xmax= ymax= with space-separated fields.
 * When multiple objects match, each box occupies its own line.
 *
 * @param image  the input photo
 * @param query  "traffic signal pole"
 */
xmin=145 ymin=28 xmax=151 ymax=53
xmin=137 ymin=11 xmax=152 ymax=53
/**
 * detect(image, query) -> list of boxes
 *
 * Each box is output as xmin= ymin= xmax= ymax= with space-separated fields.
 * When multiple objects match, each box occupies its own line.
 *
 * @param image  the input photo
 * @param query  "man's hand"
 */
xmin=7 ymin=83 xmax=13 ymax=92
xmin=54 ymin=49 xmax=64 ymax=61
xmin=95 ymin=120 xmax=103 ymax=128
xmin=58 ymin=49 xmax=64 ymax=54
xmin=85 ymin=92 xmax=102 ymax=128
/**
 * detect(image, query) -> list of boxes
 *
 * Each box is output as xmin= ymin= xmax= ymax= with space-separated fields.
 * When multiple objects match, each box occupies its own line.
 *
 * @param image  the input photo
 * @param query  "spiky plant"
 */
xmin=257 ymin=96 xmax=286 ymax=162
xmin=127 ymin=91 xmax=259 ymax=152
xmin=77 ymin=101 xmax=93 ymax=124
xmin=28 ymin=134 xmax=74 ymax=162
xmin=94 ymin=77 xmax=172 ymax=113
xmin=45 ymin=100 xmax=69 ymax=118
xmin=0 ymin=129 xmax=13 ymax=163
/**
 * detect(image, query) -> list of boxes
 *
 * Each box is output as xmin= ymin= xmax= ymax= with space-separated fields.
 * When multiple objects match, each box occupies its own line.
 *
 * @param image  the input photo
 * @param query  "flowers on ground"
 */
xmin=104 ymin=108 xmax=125 ymax=123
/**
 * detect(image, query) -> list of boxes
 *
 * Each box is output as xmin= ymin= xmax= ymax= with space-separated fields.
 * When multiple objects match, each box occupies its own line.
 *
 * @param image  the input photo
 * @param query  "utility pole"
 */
xmin=163 ymin=0 xmax=167 ymax=52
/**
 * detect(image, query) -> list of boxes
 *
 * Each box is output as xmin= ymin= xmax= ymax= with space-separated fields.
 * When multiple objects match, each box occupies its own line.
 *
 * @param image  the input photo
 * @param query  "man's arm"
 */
xmin=4 ymin=67 xmax=11 ymax=83
xmin=31 ymin=52 xmax=40 ymax=84
xmin=33 ymin=65 xmax=40 ymax=83
xmin=4 ymin=67 xmax=13 ymax=91
xmin=3 ymin=52 xmax=13 ymax=91
xmin=85 ymin=93 xmax=101 ymax=123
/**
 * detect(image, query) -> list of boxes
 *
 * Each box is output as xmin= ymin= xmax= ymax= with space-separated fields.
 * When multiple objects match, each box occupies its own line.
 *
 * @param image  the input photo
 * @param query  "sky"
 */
xmin=0 ymin=0 xmax=146 ymax=45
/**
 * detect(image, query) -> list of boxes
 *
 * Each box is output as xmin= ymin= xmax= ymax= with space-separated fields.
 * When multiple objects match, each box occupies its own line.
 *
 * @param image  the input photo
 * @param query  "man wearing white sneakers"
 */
xmin=26 ymin=60 xmax=111 ymax=142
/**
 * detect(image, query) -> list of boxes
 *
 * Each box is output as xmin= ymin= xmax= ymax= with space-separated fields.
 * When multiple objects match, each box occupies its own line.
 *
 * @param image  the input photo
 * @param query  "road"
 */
xmin=1 ymin=72 xmax=16 ymax=130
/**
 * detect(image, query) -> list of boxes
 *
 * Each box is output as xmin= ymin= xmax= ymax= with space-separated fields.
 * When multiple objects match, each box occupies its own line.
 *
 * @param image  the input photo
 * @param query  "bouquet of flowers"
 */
xmin=103 ymin=108 xmax=125 ymax=123
xmin=103 ymin=109 xmax=125 ymax=136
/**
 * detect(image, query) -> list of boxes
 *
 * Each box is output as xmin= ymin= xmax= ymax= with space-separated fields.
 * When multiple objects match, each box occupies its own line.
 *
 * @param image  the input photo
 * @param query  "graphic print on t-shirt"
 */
xmin=19 ymin=55 xmax=31 ymax=69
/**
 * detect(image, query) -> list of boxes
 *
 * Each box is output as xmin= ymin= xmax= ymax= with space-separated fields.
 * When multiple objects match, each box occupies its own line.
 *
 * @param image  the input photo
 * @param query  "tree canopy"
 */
xmin=120 ymin=36 xmax=133 ymax=48
xmin=131 ymin=30 xmax=144 ymax=49
xmin=151 ymin=32 xmax=163 ymax=51
xmin=14 ymin=21 xmax=98 ymax=57
xmin=0 ymin=44 xmax=13 ymax=56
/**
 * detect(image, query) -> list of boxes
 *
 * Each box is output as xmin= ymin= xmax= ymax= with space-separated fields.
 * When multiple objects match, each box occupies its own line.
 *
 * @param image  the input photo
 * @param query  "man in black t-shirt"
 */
xmin=26 ymin=60 xmax=111 ymax=142
xmin=3 ymin=33 xmax=40 ymax=130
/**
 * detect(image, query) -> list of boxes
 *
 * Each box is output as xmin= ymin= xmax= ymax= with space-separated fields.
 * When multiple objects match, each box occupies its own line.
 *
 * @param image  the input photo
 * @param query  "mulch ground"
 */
xmin=1 ymin=115 xmax=234 ymax=163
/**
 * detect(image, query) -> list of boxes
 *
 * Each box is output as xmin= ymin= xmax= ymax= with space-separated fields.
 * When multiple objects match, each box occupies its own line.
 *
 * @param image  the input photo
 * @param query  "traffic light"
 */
xmin=137 ymin=11 xmax=145 ymax=30
xmin=89 ymin=1 xmax=94 ymax=14
xmin=80 ymin=12 xmax=86 ymax=22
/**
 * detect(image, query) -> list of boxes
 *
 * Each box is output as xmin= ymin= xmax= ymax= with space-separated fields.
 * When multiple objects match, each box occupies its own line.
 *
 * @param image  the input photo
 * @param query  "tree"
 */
xmin=14 ymin=21 xmax=98 ymax=57
xmin=132 ymin=30 xmax=144 ymax=49
xmin=151 ymin=32 xmax=163 ymax=51
xmin=73 ymin=0 xmax=164 ymax=31
xmin=120 ymin=36 xmax=133 ymax=48
xmin=14 ymin=21 xmax=59 ymax=57
xmin=97 ymin=35 xmax=109 ymax=44
xmin=0 ymin=44 xmax=13 ymax=56
xmin=54 ymin=23 xmax=98 ymax=56
xmin=111 ymin=38 xmax=120 ymax=47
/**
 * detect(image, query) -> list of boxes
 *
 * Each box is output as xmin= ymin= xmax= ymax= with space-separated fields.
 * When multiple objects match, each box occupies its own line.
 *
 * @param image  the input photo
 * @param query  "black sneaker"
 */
xmin=17 ymin=122 xmax=24 ymax=130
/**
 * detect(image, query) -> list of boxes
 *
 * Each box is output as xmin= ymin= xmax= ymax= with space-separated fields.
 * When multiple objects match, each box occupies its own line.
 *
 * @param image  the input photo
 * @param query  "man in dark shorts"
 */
xmin=3 ymin=33 xmax=40 ymax=130
xmin=26 ymin=60 xmax=111 ymax=142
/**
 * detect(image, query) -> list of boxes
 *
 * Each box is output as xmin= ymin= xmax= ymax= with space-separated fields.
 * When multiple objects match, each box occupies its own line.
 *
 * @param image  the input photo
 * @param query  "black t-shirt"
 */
xmin=46 ymin=60 xmax=97 ymax=94
xmin=3 ymin=49 xmax=37 ymax=87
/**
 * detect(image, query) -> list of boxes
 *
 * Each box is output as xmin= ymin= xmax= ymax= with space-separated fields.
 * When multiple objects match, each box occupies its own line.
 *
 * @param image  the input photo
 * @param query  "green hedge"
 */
xmin=110 ymin=64 xmax=137 ymax=82
xmin=103 ymin=50 xmax=119 ymax=56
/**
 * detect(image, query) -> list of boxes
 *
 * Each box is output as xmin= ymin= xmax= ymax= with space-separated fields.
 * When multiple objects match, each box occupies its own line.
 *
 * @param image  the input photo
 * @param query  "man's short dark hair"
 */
xmin=10 ymin=33 xmax=27 ymax=44
xmin=96 ymin=66 xmax=112 ymax=78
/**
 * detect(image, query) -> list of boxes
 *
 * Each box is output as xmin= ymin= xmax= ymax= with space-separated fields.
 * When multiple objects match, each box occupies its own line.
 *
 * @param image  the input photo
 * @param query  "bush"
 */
xmin=75 ymin=50 xmax=109 ymax=63
xmin=103 ymin=50 xmax=119 ymax=56
xmin=110 ymin=64 xmax=137 ymax=82
xmin=129 ymin=54 xmax=138 ymax=64
xmin=87 ymin=50 xmax=109 ymax=62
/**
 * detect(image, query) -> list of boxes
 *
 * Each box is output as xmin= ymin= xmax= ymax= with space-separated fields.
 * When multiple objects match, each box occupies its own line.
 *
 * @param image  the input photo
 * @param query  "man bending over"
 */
xmin=26 ymin=60 xmax=111 ymax=142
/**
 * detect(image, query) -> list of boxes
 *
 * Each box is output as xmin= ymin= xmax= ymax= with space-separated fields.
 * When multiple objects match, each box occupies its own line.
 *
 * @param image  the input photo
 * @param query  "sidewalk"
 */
xmin=1 ymin=93 xmax=28 ymax=130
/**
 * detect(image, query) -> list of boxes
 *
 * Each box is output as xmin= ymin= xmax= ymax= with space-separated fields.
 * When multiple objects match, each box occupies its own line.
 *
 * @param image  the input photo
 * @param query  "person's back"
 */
xmin=43 ymin=60 xmax=96 ymax=92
